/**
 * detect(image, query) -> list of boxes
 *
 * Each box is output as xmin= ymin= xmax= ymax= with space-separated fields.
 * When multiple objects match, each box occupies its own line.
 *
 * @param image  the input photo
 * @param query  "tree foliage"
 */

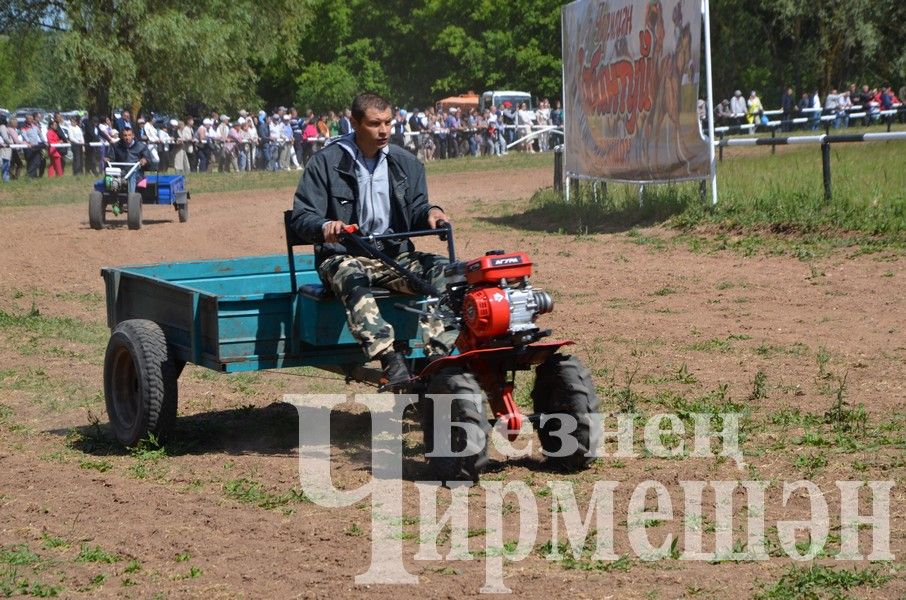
xmin=0 ymin=0 xmax=304 ymax=116
xmin=2 ymin=0 xmax=904 ymax=114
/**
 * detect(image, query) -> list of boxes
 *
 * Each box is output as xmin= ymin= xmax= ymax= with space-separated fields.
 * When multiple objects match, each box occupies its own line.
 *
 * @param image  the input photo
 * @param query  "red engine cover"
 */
xmin=463 ymin=287 xmax=510 ymax=338
xmin=465 ymin=253 xmax=532 ymax=285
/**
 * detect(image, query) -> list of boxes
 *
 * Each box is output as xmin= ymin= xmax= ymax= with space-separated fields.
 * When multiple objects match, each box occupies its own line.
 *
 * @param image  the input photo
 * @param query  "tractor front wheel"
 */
xmin=127 ymin=192 xmax=142 ymax=230
xmin=421 ymin=368 xmax=490 ymax=484
xmin=531 ymin=354 xmax=600 ymax=471
xmin=103 ymin=319 xmax=178 ymax=446
xmin=88 ymin=191 xmax=105 ymax=230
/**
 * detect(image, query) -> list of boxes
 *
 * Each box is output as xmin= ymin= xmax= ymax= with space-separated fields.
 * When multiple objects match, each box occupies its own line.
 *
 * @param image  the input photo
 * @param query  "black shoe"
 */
xmin=379 ymin=351 xmax=410 ymax=390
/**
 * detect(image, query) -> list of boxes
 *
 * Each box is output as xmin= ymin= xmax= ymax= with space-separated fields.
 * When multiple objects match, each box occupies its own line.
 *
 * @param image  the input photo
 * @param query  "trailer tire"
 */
xmin=127 ymin=192 xmax=142 ymax=230
xmin=421 ymin=368 xmax=490 ymax=484
xmin=104 ymin=319 xmax=178 ymax=446
xmin=532 ymin=354 xmax=599 ymax=471
xmin=176 ymin=193 xmax=188 ymax=223
xmin=89 ymin=191 xmax=105 ymax=230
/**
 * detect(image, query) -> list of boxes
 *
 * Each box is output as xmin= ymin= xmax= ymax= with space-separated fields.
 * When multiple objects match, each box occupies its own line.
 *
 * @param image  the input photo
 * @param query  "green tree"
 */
xmin=0 ymin=0 xmax=305 ymax=116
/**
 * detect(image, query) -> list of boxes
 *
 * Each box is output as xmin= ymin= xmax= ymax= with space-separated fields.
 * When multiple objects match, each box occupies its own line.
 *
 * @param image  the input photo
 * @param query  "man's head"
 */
xmin=121 ymin=126 xmax=134 ymax=145
xmin=123 ymin=110 xmax=131 ymax=121
xmin=350 ymin=93 xmax=392 ymax=158
xmin=351 ymin=92 xmax=391 ymax=122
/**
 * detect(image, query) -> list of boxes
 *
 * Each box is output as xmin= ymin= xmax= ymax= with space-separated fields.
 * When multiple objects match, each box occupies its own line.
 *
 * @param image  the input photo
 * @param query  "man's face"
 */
xmin=122 ymin=129 xmax=134 ymax=145
xmin=123 ymin=111 xmax=131 ymax=121
xmin=351 ymin=107 xmax=392 ymax=157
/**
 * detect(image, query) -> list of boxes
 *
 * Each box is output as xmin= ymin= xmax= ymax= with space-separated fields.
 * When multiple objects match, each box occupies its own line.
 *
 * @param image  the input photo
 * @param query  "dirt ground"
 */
xmin=0 ymin=164 xmax=903 ymax=599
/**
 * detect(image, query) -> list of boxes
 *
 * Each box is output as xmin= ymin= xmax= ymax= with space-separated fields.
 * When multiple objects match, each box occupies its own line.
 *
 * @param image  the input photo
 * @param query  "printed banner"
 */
xmin=562 ymin=0 xmax=710 ymax=182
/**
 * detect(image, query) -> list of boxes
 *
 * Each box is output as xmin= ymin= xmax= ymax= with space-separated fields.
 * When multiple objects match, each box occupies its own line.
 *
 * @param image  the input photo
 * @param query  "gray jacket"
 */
xmin=290 ymin=141 xmax=440 ymax=266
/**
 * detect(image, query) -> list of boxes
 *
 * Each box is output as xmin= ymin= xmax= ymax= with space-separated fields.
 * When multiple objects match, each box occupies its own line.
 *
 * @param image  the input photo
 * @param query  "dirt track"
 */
xmin=0 ymin=165 xmax=903 ymax=598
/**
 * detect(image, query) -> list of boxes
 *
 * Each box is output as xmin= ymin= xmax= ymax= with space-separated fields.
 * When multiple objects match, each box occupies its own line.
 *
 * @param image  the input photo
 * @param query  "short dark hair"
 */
xmin=351 ymin=92 xmax=391 ymax=121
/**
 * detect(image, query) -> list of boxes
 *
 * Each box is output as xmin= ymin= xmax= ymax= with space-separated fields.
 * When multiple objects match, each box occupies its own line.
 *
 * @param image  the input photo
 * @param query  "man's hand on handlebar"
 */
xmin=428 ymin=207 xmax=449 ymax=229
xmin=322 ymin=220 xmax=347 ymax=244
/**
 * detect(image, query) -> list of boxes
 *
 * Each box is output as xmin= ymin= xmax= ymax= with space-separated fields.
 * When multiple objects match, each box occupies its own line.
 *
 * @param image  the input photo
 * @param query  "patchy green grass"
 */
xmin=75 ymin=543 xmax=118 ymax=564
xmin=0 ymin=152 xmax=552 ymax=208
xmin=0 ymin=367 xmax=102 ymax=414
xmin=754 ymin=564 xmax=891 ymax=599
xmin=222 ymin=477 xmax=311 ymax=512
xmin=482 ymin=137 xmax=905 ymax=256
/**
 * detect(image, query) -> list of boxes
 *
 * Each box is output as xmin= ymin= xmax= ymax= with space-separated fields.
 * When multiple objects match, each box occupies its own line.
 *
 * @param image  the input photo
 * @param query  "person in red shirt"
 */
xmin=46 ymin=120 xmax=64 ymax=177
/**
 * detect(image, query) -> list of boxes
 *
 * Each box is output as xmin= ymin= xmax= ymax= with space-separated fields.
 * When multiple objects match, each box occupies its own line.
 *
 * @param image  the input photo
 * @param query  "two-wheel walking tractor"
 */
xmin=100 ymin=212 xmax=599 ymax=481
xmin=89 ymin=162 xmax=189 ymax=230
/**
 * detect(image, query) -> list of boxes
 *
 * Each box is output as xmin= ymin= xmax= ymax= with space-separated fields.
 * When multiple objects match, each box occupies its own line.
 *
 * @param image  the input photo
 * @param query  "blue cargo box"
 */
xmin=101 ymin=253 xmax=424 ymax=373
xmin=93 ymin=174 xmax=186 ymax=205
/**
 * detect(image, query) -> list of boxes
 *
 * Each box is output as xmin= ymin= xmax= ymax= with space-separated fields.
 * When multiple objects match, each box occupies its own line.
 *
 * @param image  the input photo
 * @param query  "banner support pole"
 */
xmin=702 ymin=0 xmax=718 ymax=205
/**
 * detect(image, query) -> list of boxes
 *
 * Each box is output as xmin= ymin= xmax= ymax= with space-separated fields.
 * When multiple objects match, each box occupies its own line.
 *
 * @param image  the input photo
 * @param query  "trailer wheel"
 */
xmin=104 ymin=319 xmax=178 ymax=446
xmin=127 ymin=192 xmax=142 ymax=230
xmin=421 ymin=368 xmax=490 ymax=484
xmin=88 ymin=191 xmax=105 ymax=230
xmin=532 ymin=354 xmax=600 ymax=471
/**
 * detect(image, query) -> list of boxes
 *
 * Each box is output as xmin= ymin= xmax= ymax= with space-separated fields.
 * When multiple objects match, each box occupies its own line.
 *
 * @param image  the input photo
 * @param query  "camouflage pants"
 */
xmin=318 ymin=252 xmax=454 ymax=360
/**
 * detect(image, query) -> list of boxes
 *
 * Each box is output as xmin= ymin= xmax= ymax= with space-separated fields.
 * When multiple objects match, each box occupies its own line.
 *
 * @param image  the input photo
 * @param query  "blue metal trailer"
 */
xmin=101 ymin=251 xmax=427 ymax=446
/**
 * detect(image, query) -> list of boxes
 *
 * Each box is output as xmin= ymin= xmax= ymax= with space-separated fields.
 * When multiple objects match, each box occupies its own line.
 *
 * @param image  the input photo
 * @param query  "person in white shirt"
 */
xmin=139 ymin=117 xmax=160 ymax=167
xmin=216 ymin=115 xmax=231 ymax=172
xmin=171 ymin=119 xmax=189 ymax=172
xmin=730 ymin=90 xmax=747 ymax=124
xmin=244 ymin=119 xmax=258 ymax=171
xmin=67 ymin=116 xmax=85 ymax=175
xmin=535 ymin=99 xmax=551 ymax=152
xmin=517 ymin=102 xmax=536 ymax=153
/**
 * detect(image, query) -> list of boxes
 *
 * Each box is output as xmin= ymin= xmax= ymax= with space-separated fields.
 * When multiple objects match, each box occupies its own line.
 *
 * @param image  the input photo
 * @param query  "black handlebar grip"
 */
xmin=436 ymin=219 xmax=450 ymax=241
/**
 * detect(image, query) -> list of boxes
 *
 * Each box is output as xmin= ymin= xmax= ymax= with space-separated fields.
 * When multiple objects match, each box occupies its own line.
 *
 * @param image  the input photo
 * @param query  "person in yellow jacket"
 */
xmin=746 ymin=90 xmax=764 ymax=125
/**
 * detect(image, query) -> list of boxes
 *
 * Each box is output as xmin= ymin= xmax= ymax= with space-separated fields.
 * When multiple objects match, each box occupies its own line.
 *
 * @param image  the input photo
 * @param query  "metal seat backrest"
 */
xmin=284 ymin=210 xmax=304 ymax=294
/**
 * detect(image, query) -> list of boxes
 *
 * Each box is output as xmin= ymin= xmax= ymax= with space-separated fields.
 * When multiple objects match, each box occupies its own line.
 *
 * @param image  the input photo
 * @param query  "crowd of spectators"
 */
xmin=0 ymin=98 xmax=565 ymax=181
xmin=707 ymin=83 xmax=906 ymax=132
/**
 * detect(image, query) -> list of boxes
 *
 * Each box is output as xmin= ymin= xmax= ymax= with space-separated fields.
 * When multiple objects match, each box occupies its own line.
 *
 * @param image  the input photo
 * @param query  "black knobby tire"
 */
xmin=127 ymin=192 xmax=142 ymax=230
xmin=421 ymin=368 xmax=491 ymax=484
xmin=532 ymin=354 xmax=600 ymax=471
xmin=88 ymin=191 xmax=105 ymax=230
xmin=176 ymin=193 xmax=188 ymax=223
xmin=103 ymin=319 xmax=178 ymax=446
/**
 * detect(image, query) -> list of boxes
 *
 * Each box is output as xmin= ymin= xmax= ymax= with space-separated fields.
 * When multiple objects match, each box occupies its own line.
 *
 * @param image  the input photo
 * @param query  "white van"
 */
xmin=479 ymin=91 xmax=533 ymax=111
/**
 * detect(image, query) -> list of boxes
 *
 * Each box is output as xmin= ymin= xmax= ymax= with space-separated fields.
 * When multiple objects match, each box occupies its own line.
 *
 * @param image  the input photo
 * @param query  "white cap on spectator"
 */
xmin=220 ymin=114 xmax=229 ymax=122
xmin=138 ymin=117 xmax=146 ymax=123
xmin=283 ymin=114 xmax=290 ymax=120
xmin=169 ymin=119 xmax=178 ymax=127
xmin=203 ymin=118 xmax=213 ymax=126
xmin=239 ymin=109 xmax=248 ymax=117
xmin=258 ymin=110 xmax=266 ymax=118
xmin=237 ymin=117 xmax=246 ymax=125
